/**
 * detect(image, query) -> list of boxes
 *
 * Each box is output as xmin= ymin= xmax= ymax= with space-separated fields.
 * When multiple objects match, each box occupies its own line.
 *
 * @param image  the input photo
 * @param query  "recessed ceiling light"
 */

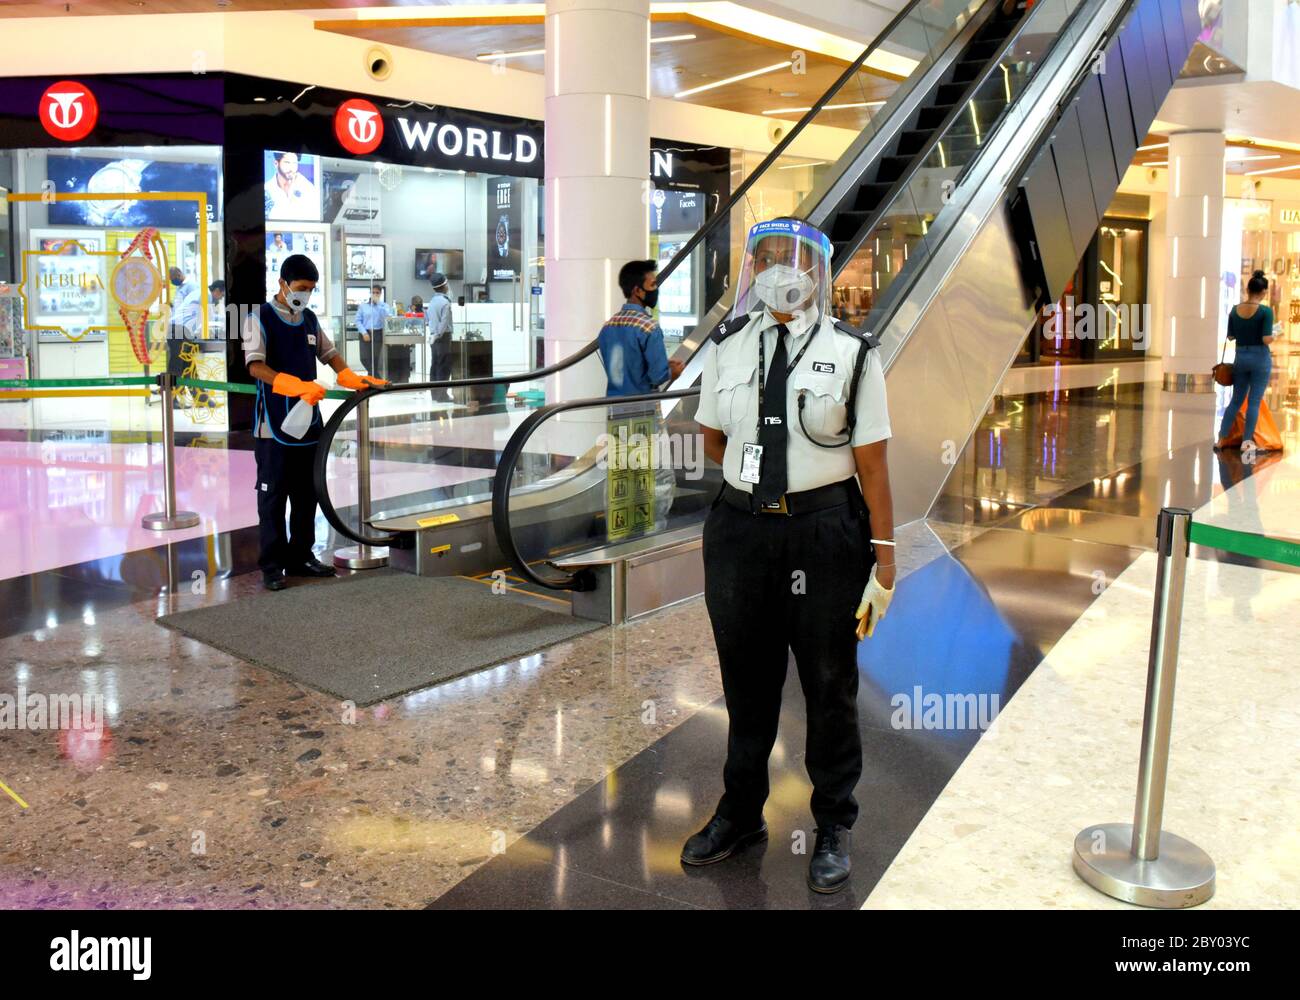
xmin=675 ymin=60 xmax=792 ymax=99
xmin=1245 ymin=163 xmax=1300 ymax=176
xmin=780 ymin=91 xmax=799 ymax=98
xmin=479 ymin=33 xmax=696 ymax=62
xmin=476 ymin=47 xmax=545 ymax=62
xmin=761 ymin=100 xmax=885 ymax=115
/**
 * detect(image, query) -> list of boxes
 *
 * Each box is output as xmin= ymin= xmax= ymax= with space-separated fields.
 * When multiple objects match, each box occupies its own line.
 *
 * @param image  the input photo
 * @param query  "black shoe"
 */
xmin=262 ymin=571 xmax=287 ymax=592
xmin=286 ymin=558 xmax=337 ymax=578
xmin=808 ymin=825 xmax=852 ymax=893
xmin=680 ymin=814 xmax=767 ymax=866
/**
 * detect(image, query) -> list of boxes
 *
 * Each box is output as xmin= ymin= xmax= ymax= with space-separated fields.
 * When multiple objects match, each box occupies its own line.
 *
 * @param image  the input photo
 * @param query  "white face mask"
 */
xmin=752 ymin=264 xmax=816 ymax=312
xmin=282 ymin=286 xmax=310 ymax=313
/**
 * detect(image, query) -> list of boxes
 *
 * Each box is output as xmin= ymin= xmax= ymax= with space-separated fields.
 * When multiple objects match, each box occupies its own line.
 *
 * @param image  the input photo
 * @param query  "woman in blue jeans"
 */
xmin=1216 ymin=270 xmax=1275 ymax=450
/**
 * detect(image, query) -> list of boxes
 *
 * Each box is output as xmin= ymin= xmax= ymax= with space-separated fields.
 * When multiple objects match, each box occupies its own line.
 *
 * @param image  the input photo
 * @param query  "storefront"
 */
xmin=0 ymin=74 xmax=225 ymax=417
xmin=1226 ymin=195 xmax=1300 ymax=344
xmin=1016 ymin=213 xmax=1151 ymax=366
xmin=1 ymin=72 xmax=731 ymax=429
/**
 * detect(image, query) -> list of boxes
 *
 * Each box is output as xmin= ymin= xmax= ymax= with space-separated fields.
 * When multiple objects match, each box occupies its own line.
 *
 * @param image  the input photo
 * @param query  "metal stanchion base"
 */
xmin=333 ymin=545 xmax=389 ymax=570
xmin=1073 ymin=823 xmax=1215 ymax=908
xmin=141 ymin=511 xmax=200 ymax=531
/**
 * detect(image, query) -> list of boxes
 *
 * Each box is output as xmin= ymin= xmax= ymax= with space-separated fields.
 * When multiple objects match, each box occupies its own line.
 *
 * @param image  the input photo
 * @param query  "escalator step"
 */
xmin=895 ymin=129 xmax=928 ymax=156
xmin=875 ymin=154 xmax=912 ymax=184
xmin=964 ymin=39 xmax=999 ymax=62
xmin=918 ymin=104 xmax=953 ymax=130
xmin=951 ymin=59 xmax=984 ymax=84
xmin=853 ymin=182 xmax=893 ymax=212
xmin=831 ymin=211 xmax=869 ymax=243
xmin=936 ymin=82 xmax=969 ymax=106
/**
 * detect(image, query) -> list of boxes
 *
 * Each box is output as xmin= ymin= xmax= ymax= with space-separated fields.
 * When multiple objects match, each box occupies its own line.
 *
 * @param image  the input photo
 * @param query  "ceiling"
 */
xmin=1 ymin=1 xmax=902 ymax=126
xmin=1130 ymin=131 xmax=1300 ymax=182
xmin=0 ymin=0 xmax=485 ymax=14
xmin=315 ymin=12 xmax=898 ymax=123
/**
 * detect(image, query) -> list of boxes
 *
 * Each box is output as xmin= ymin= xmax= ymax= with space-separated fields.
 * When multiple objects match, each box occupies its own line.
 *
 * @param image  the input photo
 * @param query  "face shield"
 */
xmin=729 ymin=218 xmax=832 ymax=329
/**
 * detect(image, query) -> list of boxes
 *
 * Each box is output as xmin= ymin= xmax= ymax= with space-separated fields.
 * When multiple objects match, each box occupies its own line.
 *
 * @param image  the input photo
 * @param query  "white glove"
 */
xmin=855 ymin=564 xmax=895 ymax=639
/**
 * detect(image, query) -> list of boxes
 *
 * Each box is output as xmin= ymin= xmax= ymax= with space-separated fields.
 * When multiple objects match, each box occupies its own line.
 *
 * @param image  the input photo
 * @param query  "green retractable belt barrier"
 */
xmin=1189 ymin=522 xmax=1300 ymax=569
xmin=0 ymin=376 xmax=156 ymax=388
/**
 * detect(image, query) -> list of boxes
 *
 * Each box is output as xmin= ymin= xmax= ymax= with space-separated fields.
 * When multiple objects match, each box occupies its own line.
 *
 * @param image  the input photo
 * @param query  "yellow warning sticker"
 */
xmin=417 ymin=513 xmax=461 ymax=528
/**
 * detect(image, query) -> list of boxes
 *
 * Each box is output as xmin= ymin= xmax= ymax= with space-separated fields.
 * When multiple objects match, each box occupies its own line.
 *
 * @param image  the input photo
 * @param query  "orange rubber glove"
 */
xmin=336 ymin=367 xmax=389 ymax=391
xmin=271 ymin=372 xmax=326 ymax=406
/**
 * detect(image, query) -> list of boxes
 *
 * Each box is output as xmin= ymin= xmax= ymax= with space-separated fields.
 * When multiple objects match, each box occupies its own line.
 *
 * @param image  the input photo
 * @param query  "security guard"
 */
xmin=682 ymin=218 xmax=897 ymax=894
xmin=242 ymin=254 xmax=388 ymax=591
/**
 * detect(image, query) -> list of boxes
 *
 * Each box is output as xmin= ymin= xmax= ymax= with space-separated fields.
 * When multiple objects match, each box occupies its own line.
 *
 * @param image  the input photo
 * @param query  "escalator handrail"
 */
xmin=314 ymin=0 xmax=953 ymax=548
xmin=491 ymin=387 xmax=702 ymax=592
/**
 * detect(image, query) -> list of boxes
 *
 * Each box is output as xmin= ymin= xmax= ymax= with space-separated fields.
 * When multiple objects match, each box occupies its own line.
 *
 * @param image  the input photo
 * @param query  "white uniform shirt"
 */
xmin=695 ymin=309 xmax=890 ymax=493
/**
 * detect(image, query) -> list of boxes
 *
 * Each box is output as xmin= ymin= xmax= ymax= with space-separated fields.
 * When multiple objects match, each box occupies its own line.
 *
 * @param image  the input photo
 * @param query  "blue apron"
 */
xmin=254 ymin=302 xmax=324 ymax=446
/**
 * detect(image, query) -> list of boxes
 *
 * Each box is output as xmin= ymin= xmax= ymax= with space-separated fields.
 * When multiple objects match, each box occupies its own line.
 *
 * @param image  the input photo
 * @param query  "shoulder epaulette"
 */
xmin=710 ymin=314 xmax=753 ymax=343
xmin=832 ymin=317 xmax=880 ymax=348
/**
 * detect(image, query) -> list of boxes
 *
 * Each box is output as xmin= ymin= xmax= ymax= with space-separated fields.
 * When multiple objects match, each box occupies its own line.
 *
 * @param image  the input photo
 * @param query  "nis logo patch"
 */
xmin=39 ymin=80 xmax=99 ymax=142
xmin=334 ymin=98 xmax=384 ymax=155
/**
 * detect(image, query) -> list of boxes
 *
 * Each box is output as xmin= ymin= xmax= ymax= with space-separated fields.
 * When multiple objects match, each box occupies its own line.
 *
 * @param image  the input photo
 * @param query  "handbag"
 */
xmin=1212 ymin=341 xmax=1233 ymax=387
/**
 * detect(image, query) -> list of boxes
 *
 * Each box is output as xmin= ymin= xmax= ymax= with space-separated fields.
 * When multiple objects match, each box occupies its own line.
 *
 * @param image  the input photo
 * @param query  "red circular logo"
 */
xmin=334 ymin=98 xmax=384 ymax=155
xmin=39 ymin=80 xmax=99 ymax=142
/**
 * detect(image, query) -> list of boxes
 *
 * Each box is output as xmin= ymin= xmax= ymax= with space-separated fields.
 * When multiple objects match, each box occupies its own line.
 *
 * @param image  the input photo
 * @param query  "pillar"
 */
xmin=544 ymin=0 xmax=651 ymax=401
xmin=1162 ymin=130 xmax=1225 ymax=393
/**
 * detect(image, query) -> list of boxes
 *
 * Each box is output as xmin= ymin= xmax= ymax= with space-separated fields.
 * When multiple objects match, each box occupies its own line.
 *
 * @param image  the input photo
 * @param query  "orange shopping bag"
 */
xmin=1222 ymin=397 xmax=1284 ymax=452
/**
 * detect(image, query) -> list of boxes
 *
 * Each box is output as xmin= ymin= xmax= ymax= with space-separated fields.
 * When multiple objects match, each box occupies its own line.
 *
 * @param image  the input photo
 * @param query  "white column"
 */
xmin=544 ymin=0 xmax=650 ymax=400
xmin=1162 ymin=130 xmax=1225 ymax=392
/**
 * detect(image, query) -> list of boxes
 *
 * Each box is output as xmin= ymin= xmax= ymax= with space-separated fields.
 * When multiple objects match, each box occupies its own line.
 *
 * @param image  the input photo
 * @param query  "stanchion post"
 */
xmin=141 ymin=372 xmax=200 ymax=532
xmin=333 ymin=392 xmax=388 ymax=570
xmin=1072 ymin=506 xmax=1215 ymax=908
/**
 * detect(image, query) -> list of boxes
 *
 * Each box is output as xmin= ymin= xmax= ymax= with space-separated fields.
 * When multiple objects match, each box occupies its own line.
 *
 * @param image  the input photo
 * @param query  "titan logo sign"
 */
xmin=39 ymin=80 xmax=99 ymax=142
xmin=1281 ymin=208 xmax=1300 ymax=225
xmin=334 ymin=98 xmax=384 ymax=155
xmin=396 ymin=117 xmax=539 ymax=165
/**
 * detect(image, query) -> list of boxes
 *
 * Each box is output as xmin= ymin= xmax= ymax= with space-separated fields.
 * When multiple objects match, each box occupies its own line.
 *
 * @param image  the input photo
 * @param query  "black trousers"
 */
xmin=702 ymin=485 xmax=873 ymax=830
xmin=254 ymin=438 xmax=321 ymax=573
xmin=361 ymin=328 xmax=384 ymax=377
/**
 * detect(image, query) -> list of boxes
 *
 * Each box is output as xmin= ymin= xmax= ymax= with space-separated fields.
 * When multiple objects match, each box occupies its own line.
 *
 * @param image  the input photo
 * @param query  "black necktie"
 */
xmin=755 ymin=323 xmax=789 ymax=503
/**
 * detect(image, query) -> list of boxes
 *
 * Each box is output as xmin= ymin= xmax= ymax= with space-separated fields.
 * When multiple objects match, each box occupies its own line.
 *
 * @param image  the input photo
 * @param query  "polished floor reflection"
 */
xmin=2 ymin=366 xmax=1296 ymax=909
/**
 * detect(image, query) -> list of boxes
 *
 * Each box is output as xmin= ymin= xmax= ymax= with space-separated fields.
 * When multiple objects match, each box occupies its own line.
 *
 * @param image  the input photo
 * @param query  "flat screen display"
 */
xmin=415 ymin=249 xmax=464 ymax=281
xmin=45 ymin=156 xmax=219 ymax=227
xmin=345 ymin=243 xmax=385 ymax=281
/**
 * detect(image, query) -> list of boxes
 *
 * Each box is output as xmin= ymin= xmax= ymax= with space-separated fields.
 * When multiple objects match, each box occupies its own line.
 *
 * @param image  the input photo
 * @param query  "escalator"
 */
xmin=314 ymin=0 xmax=1200 ymax=603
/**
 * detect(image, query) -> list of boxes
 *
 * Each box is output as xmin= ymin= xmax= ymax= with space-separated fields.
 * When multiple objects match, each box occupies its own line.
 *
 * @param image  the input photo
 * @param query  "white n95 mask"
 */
xmin=283 ymin=288 xmax=310 ymax=313
xmin=752 ymin=264 xmax=816 ymax=312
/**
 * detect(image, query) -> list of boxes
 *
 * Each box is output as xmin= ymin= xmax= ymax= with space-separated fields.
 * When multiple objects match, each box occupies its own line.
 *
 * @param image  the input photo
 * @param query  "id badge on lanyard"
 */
xmin=740 ymin=442 xmax=764 ymax=484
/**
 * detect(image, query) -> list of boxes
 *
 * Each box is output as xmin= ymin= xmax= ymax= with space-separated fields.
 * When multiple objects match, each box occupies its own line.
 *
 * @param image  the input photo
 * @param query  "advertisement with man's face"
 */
xmin=264 ymin=150 xmax=321 ymax=222
xmin=486 ymin=176 xmax=523 ymax=281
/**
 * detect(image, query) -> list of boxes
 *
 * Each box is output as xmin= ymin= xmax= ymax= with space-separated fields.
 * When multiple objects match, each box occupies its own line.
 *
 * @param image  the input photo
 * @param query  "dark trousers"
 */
xmin=361 ymin=328 xmax=384 ymax=377
xmin=702 ymin=485 xmax=872 ymax=830
xmin=254 ymin=438 xmax=321 ymax=573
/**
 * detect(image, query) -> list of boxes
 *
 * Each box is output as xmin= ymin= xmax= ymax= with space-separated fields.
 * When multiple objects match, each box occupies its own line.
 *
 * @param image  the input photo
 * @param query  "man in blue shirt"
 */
xmin=597 ymin=260 xmax=683 ymax=396
xmin=355 ymin=283 xmax=391 ymax=378
xmin=598 ymin=260 xmax=684 ymax=537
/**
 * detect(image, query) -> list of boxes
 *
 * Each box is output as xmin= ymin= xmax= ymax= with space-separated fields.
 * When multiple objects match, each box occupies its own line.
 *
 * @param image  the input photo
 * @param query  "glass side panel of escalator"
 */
xmin=497 ymin=393 xmax=718 ymax=575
